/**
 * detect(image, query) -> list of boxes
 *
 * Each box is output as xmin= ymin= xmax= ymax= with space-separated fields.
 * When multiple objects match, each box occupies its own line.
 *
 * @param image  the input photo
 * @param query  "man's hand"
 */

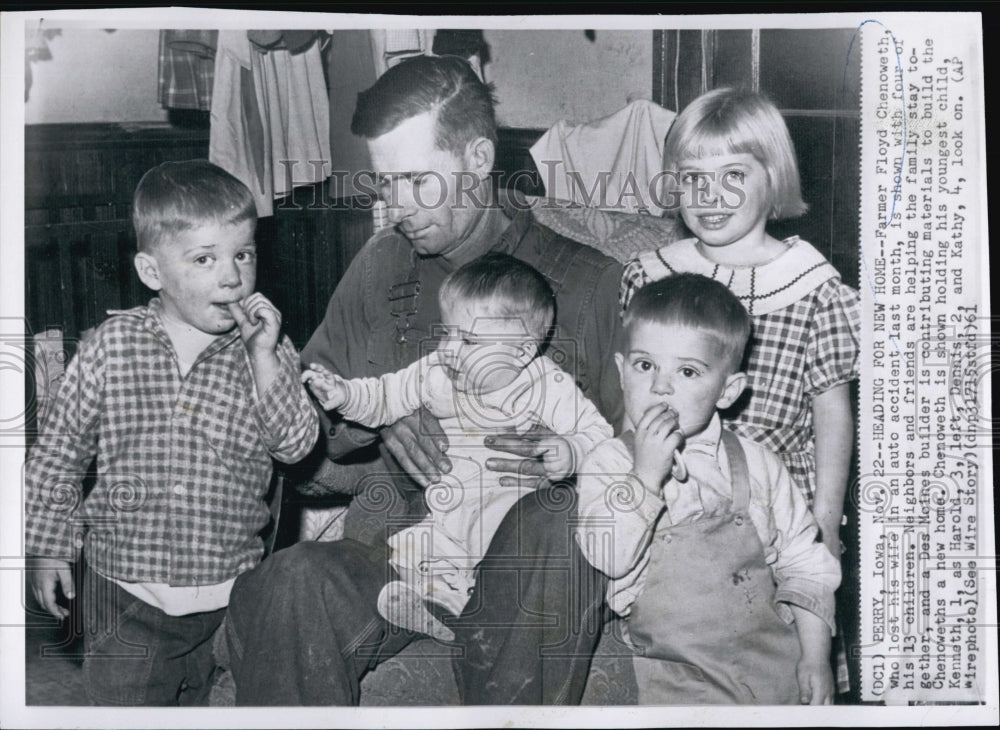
xmin=632 ymin=403 xmax=684 ymax=498
xmin=28 ymin=557 xmax=74 ymax=620
xmin=381 ymin=409 xmax=451 ymax=489
xmin=483 ymin=424 xmax=573 ymax=488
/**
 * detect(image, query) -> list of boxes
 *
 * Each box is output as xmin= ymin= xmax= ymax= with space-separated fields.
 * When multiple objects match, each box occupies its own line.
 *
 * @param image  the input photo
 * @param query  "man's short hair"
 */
xmin=662 ymin=87 xmax=807 ymax=220
xmin=439 ymin=253 xmax=555 ymax=343
xmin=351 ymin=55 xmax=498 ymax=158
xmin=132 ymin=160 xmax=256 ymax=253
xmin=623 ymin=273 xmax=752 ymax=372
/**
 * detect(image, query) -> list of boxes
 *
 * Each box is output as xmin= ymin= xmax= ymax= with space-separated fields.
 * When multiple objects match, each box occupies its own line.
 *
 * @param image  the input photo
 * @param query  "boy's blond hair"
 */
xmin=623 ymin=273 xmax=752 ymax=372
xmin=662 ymin=87 xmax=807 ymax=221
xmin=132 ymin=160 xmax=256 ymax=253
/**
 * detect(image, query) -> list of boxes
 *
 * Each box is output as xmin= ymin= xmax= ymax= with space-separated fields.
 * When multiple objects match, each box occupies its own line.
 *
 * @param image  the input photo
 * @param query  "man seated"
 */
xmin=224 ymin=54 xmax=625 ymax=706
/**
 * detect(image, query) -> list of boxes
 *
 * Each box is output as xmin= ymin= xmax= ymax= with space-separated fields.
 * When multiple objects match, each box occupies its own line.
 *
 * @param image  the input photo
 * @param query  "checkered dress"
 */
xmin=24 ymin=300 xmax=318 ymax=585
xmin=621 ymin=237 xmax=860 ymax=505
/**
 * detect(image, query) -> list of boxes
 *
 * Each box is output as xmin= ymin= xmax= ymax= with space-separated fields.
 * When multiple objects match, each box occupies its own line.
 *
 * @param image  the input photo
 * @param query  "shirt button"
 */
xmin=734 ymin=516 xmax=744 ymax=526
xmin=173 ymin=484 xmax=186 ymax=496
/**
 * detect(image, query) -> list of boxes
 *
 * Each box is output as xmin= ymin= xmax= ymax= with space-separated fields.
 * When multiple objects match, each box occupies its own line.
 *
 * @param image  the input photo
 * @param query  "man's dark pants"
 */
xmin=224 ymin=488 xmax=608 ymax=705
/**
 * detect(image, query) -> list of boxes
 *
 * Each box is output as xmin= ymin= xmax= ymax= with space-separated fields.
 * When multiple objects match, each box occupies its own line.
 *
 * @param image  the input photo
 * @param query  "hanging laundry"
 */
xmin=370 ymin=29 xmax=436 ymax=77
xmin=529 ymin=100 xmax=676 ymax=216
xmin=209 ymin=31 xmax=331 ymax=218
xmin=158 ymin=30 xmax=217 ymax=111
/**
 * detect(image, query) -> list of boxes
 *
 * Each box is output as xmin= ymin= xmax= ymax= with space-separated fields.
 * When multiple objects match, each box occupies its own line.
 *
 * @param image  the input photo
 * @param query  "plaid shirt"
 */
xmin=158 ymin=30 xmax=216 ymax=111
xmin=24 ymin=300 xmax=318 ymax=586
xmin=621 ymin=238 xmax=860 ymax=504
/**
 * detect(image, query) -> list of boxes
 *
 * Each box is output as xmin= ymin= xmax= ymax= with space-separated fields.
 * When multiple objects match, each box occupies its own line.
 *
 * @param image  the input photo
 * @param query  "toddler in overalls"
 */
xmin=577 ymin=273 xmax=841 ymax=704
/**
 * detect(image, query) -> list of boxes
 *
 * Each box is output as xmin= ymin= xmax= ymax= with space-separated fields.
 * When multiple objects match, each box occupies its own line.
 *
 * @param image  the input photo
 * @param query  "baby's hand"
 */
xmin=228 ymin=293 xmax=282 ymax=357
xmin=301 ymin=363 xmax=349 ymax=411
xmin=632 ymin=403 xmax=684 ymax=497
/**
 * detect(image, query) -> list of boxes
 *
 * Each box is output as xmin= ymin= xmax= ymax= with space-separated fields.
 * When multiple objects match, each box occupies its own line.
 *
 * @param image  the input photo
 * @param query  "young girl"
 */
xmin=621 ymin=87 xmax=860 ymax=564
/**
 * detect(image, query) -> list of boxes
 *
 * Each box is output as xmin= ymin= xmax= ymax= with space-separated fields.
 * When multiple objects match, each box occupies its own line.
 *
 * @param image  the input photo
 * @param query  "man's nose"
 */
xmin=385 ymin=182 xmax=417 ymax=224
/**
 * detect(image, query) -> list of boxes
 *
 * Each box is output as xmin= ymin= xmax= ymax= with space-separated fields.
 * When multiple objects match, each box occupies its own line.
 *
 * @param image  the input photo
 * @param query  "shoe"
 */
xmin=376 ymin=580 xmax=455 ymax=642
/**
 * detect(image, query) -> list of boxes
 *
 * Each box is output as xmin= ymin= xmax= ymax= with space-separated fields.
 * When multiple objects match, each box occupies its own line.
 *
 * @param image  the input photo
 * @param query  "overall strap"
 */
xmin=720 ymin=429 xmax=751 ymax=512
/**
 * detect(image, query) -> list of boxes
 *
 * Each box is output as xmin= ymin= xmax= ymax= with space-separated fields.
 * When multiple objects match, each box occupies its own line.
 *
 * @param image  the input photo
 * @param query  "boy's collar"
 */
xmin=143 ymin=298 xmax=240 ymax=358
xmin=684 ymin=412 xmax=724 ymax=457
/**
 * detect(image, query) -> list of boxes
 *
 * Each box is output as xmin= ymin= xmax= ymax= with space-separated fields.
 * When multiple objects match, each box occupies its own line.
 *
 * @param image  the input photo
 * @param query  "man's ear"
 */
xmin=464 ymin=136 xmax=495 ymax=178
xmin=716 ymin=371 xmax=747 ymax=410
xmin=133 ymin=252 xmax=163 ymax=291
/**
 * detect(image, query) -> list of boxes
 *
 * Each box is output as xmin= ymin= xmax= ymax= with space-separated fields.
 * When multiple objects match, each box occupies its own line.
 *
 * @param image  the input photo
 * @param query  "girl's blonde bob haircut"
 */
xmin=662 ymin=87 xmax=808 ymax=221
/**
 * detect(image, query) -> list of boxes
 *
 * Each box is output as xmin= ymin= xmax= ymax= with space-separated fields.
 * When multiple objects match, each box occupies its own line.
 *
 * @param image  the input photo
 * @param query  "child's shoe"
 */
xmin=376 ymin=580 xmax=455 ymax=642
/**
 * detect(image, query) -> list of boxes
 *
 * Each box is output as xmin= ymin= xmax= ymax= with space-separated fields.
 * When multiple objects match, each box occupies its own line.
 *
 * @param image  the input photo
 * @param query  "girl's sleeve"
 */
xmin=804 ymin=279 xmax=861 ymax=396
xmin=619 ymin=256 xmax=650 ymax=313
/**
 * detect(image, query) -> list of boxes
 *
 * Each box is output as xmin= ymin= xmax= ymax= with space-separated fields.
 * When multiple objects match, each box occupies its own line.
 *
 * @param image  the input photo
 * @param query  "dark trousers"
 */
xmin=82 ymin=568 xmax=225 ymax=706
xmin=225 ymin=488 xmax=607 ymax=705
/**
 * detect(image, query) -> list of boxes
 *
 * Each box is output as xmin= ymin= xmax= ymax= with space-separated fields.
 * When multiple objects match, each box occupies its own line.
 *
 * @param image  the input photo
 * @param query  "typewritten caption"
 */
xmin=859 ymin=18 xmax=991 ymax=704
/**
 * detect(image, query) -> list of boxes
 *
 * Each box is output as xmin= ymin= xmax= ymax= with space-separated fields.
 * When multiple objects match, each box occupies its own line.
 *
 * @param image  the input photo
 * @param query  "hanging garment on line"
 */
xmin=210 ymin=31 xmax=330 ymax=217
xmin=158 ymin=30 xmax=218 ymax=111
xmin=529 ymin=100 xmax=676 ymax=216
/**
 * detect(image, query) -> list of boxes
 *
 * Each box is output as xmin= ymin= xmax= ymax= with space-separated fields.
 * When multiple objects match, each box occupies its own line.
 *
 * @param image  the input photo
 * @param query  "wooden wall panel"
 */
xmin=23 ymin=124 xmax=542 ymax=351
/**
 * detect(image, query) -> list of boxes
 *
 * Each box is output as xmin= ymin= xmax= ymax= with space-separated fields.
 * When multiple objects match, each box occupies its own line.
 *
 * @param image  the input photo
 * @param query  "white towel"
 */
xmin=530 ymin=100 xmax=676 ymax=216
xmin=210 ymin=31 xmax=330 ymax=217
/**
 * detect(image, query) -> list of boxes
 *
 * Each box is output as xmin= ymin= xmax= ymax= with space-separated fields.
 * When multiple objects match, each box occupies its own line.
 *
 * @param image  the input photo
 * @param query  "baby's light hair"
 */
xmin=623 ymin=273 xmax=751 ymax=372
xmin=132 ymin=160 xmax=256 ymax=253
xmin=662 ymin=87 xmax=807 ymax=221
xmin=439 ymin=253 xmax=555 ymax=344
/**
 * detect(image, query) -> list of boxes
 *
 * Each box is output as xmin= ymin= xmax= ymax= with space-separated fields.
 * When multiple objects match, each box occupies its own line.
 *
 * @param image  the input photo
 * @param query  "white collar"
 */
xmin=636 ymin=236 xmax=841 ymax=315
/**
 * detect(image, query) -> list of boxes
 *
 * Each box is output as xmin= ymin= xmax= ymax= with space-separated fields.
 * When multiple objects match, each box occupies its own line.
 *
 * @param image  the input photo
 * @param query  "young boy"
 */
xmin=24 ymin=160 xmax=319 ymax=705
xmin=576 ymin=273 xmax=841 ymax=705
xmin=302 ymin=252 xmax=613 ymax=641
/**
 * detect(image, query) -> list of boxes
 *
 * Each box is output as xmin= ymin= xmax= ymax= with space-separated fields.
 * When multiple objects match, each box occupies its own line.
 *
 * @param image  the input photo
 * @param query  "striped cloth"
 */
xmin=24 ymin=299 xmax=318 ymax=586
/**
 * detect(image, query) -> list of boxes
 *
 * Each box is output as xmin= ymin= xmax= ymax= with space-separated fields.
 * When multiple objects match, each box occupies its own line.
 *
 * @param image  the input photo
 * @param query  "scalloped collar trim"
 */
xmin=636 ymin=237 xmax=841 ymax=315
